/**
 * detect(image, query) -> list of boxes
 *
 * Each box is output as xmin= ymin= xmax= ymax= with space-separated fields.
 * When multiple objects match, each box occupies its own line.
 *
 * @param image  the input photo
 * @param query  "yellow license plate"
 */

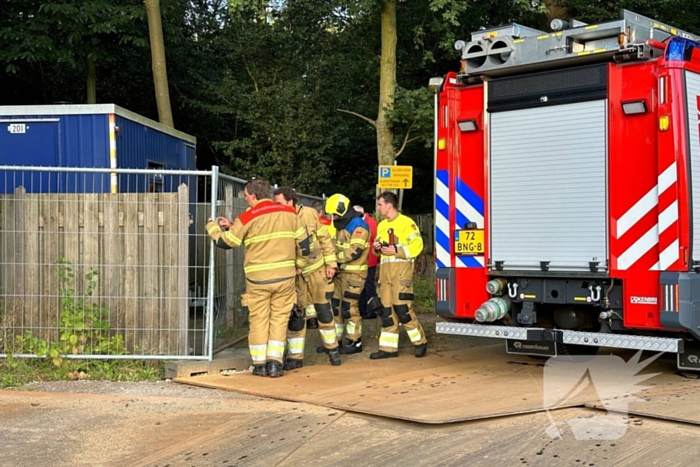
xmin=454 ymin=229 xmax=484 ymax=256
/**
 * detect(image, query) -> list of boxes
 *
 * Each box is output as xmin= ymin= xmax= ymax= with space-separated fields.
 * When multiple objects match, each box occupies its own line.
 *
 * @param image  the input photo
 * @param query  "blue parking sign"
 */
xmin=379 ymin=167 xmax=392 ymax=178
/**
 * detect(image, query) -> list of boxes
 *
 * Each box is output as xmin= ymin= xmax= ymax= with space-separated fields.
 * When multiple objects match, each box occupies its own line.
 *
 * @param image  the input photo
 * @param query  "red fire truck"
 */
xmin=433 ymin=10 xmax=700 ymax=370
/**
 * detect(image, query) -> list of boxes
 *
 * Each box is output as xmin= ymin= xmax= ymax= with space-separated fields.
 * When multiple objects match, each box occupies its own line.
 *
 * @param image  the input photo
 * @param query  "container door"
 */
xmin=0 ymin=120 xmax=59 ymax=193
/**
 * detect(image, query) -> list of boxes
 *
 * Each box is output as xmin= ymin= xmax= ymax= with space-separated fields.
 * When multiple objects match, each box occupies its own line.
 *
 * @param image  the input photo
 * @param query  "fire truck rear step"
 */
xmin=436 ymin=322 xmax=683 ymax=353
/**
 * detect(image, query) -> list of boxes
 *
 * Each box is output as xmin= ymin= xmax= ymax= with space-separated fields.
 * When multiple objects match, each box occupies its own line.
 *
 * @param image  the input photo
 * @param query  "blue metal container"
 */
xmin=0 ymin=104 xmax=196 ymax=193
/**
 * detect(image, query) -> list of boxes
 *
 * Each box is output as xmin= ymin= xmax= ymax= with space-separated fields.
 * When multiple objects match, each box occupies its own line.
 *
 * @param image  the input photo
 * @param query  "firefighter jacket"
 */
xmin=375 ymin=214 xmax=424 ymax=264
xmin=319 ymin=215 xmax=336 ymax=239
xmin=205 ymin=199 xmax=310 ymax=283
xmin=335 ymin=215 xmax=370 ymax=273
xmin=296 ymin=205 xmax=337 ymax=275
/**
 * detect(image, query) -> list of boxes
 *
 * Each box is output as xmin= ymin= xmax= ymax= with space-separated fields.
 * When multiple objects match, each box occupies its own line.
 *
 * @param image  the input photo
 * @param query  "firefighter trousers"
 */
xmin=286 ymin=268 xmax=338 ymax=360
xmin=247 ymin=276 xmax=296 ymax=365
xmin=333 ymin=271 xmax=367 ymax=342
xmin=377 ymin=262 xmax=427 ymax=353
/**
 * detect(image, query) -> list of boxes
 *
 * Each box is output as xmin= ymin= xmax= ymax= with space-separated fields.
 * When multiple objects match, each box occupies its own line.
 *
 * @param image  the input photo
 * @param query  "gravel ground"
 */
xmin=8 ymin=379 xmax=260 ymax=399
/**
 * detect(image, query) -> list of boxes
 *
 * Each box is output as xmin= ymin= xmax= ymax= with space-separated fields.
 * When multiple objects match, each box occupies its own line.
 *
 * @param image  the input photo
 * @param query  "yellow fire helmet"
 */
xmin=325 ymin=193 xmax=350 ymax=217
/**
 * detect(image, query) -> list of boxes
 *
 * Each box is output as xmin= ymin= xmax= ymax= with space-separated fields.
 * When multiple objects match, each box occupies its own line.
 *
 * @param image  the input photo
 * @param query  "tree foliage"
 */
xmin=0 ymin=0 xmax=148 ymax=103
xmin=1 ymin=0 xmax=698 ymax=211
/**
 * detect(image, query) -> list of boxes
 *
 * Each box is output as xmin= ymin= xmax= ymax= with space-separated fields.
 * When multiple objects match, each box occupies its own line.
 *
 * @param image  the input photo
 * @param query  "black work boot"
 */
xmin=327 ymin=348 xmax=342 ymax=366
xmin=252 ymin=364 xmax=269 ymax=377
xmin=283 ymin=358 xmax=303 ymax=371
xmin=339 ymin=338 xmax=362 ymax=355
xmin=306 ymin=318 xmax=319 ymax=329
xmin=267 ymin=361 xmax=284 ymax=378
xmin=317 ymin=340 xmax=342 ymax=353
xmin=414 ymin=343 xmax=428 ymax=358
xmin=370 ymin=350 xmax=398 ymax=360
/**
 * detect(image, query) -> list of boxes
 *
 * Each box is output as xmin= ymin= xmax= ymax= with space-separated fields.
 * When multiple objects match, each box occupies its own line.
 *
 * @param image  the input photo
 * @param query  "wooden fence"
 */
xmin=0 ymin=186 xmax=190 ymax=356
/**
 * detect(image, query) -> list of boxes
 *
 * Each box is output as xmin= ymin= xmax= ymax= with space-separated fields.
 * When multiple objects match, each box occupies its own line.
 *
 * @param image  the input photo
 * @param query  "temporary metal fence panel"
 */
xmin=0 ymin=165 xmax=323 ymax=361
xmin=206 ymin=173 xmax=324 ymax=355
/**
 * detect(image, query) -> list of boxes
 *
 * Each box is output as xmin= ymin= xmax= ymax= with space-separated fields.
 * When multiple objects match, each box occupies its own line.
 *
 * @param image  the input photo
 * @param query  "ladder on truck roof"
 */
xmin=457 ymin=9 xmax=700 ymax=77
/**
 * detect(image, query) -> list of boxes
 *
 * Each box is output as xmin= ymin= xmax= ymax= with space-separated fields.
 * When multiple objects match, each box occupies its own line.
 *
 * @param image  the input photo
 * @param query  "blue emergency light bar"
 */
xmin=665 ymin=36 xmax=700 ymax=61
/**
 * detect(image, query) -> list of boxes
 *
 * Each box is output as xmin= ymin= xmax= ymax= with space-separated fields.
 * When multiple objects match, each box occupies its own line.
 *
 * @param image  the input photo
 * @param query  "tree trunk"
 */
xmin=86 ymin=56 xmax=96 ymax=104
xmin=145 ymin=0 xmax=174 ymax=128
xmin=376 ymin=0 xmax=397 ymax=167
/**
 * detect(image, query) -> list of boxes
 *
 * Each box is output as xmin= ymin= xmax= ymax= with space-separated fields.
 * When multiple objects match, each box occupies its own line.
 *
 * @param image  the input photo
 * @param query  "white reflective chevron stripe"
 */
xmin=617 ymin=224 xmax=658 ymax=270
xmin=659 ymin=162 xmax=677 ymax=193
xmin=616 ymin=162 xmax=676 ymax=238
xmin=616 ymin=186 xmax=657 ymax=238
xmin=659 ymin=240 xmax=680 ymax=270
xmin=659 ymin=201 xmax=678 ymax=234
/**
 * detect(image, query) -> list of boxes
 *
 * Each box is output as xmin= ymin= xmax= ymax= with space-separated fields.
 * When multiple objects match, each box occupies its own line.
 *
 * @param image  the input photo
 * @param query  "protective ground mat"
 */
xmin=175 ymin=345 xmax=581 ymax=424
xmin=584 ymin=360 xmax=700 ymax=426
xmin=175 ymin=345 xmax=700 ymax=425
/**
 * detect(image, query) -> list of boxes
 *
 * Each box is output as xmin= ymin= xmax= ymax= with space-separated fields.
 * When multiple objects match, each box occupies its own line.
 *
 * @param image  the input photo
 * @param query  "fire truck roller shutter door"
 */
xmin=489 ymin=99 xmax=607 ymax=271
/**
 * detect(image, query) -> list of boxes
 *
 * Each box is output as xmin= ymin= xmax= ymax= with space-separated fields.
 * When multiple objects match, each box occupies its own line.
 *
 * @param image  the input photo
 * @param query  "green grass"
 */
xmin=0 ymin=355 xmax=164 ymax=389
xmin=414 ymin=277 xmax=435 ymax=309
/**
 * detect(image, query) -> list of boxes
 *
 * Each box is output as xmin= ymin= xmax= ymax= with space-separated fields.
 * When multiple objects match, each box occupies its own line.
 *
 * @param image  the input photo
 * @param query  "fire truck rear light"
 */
xmin=436 ymin=278 xmax=449 ymax=302
xmin=621 ymin=100 xmax=647 ymax=115
xmin=438 ymin=138 xmax=446 ymax=150
xmin=457 ymin=120 xmax=478 ymax=132
xmin=659 ymin=115 xmax=670 ymax=131
xmin=661 ymin=284 xmax=679 ymax=312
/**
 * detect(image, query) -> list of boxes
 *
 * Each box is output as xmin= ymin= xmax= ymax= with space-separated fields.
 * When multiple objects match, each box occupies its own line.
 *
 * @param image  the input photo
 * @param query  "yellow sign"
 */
xmin=378 ymin=165 xmax=413 ymax=189
xmin=454 ymin=229 xmax=484 ymax=256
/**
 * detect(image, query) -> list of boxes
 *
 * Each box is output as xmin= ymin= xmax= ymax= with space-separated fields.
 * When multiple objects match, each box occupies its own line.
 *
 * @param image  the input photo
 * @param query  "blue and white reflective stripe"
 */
xmin=456 ymin=256 xmax=484 ymax=267
xmin=455 ymin=177 xmax=484 ymax=229
xmin=455 ymin=176 xmax=485 ymax=268
xmin=435 ymin=169 xmax=451 ymax=268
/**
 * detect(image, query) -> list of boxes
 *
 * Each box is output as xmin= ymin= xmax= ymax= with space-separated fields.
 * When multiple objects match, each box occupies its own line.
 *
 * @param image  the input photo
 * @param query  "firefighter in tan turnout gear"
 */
xmin=322 ymin=193 xmax=370 ymax=355
xmin=205 ymin=178 xmax=310 ymax=378
xmin=371 ymin=191 xmax=428 ymax=359
xmin=273 ymin=187 xmax=341 ymax=370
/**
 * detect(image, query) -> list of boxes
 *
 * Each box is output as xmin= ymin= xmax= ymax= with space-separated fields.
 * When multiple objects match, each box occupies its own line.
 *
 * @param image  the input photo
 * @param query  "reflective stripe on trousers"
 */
xmin=249 ymin=344 xmax=267 ymax=364
xmin=378 ymin=332 xmax=399 ymax=349
xmin=267 ymin=339 xmax=285 ymax=359
xmin=286 ymin=337 xmax=305 ymax=355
